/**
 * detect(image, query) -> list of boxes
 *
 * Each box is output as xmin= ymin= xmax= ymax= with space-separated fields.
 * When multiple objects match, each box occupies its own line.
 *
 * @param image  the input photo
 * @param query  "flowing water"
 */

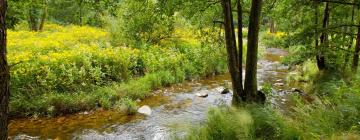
xmin=9 ymin=48 xmax=291 ymax=140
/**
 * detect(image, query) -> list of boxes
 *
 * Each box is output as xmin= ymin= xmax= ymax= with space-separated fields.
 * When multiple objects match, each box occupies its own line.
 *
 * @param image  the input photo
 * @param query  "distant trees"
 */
xmin=28 ymin=0 xmax=42 ymax=31
xmin=352 ymin=19 xmax=360 ymax=72
xmin=0 ymin=0 xmax=10 ymax=139
xmin=270 ymin=0 xmax=360 ymax=73
xmin=316 ymin=1 xmax=330 ymax=70
xmin=313 ymin=0 xmax=360 ymax=72
xmin=6 ymin=0 xmax=121 ymax=29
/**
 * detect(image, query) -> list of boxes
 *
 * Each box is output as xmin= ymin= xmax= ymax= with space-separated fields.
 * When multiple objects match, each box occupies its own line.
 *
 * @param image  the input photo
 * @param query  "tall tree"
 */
xmin=269 ymin=18 xmax=276 ymax=33
xmin=0 ymin=0 xmax=9 ymax=139
xmin=237 ymin=0 xmax=245 ymax=101
xmin=314 ymin=0 xmax=320 ymax=69
xmin=317 ymin=2 xmax=330 ymax=70
xmin=38 ymin=0 xmax=47 ymax=31
xmin=352 ymin=19 xmax=360 ymax=72
xmin=244 ymin=0 xmax=262 ymax=101
xmin=343 ymin=3 xmax=356 ymax=71
xmin=28 ymin=4 xmax=39 ymax=31
xmin=221 ymin=0 xmax=243 ymax=104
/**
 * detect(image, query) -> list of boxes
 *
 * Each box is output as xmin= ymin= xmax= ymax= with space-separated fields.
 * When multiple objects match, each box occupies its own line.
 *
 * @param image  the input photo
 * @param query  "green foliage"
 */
xmin=184 ymin=107 xmax=254 ymax=140
xmin=282 ymin=45 xmax=315 ymax=66
xmin=108 ymin=0 xmax=175 ymax=47
xmin=115 ymin=97 xmax=138 ymax=115
xmin=183 ymin=105 xmax=300 ymax=140
xmin=6 ymin=0 xmax=121 ymax=28
xmin=286 ymin=60 xmax=319 ymax=91
xmin=8 ymin=24 xmax=228 ymax=117
xmin=184 ymin=88 xmax=360 ymax=139
xmin=260 ymin=31 xmax=287 ymax=48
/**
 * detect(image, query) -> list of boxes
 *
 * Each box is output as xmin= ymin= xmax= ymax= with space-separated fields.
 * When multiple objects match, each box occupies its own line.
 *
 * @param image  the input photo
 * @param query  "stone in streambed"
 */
xmin=137 ymin=105 xmax=152 ymax=116
xmin=196 ymin=91 xmax=208 ymax=98
xmin=274 ymin=83 xmax=284 ymax=86
xmin=221 ymin=88 xmax=230 ymax=94
xmin=291 ymin=88 xmax=303 ymax=93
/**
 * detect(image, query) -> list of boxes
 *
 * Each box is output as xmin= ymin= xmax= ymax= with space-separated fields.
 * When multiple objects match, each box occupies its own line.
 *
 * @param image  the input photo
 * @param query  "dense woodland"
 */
xmin=1 ymin=0 xmax=360 ymax=139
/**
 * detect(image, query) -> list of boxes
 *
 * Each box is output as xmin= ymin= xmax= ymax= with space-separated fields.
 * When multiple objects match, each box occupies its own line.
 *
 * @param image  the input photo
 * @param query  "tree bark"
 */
xmin=0 ymin=0 xmax=10 ymax=139
xmin=39 ymin=0 xmax=47 ymax=31
xmin=315 ymin=0 xmax=319 ymax=67
xmin=317 ymin=2 xmax=330 ymax=70
xmin=244 ymin=0 xmax=262 ymax=101
xmin=221 ymin=0 xmax=243 ymax=104
xmin=237 ymin=0 xmax=244 ymax=101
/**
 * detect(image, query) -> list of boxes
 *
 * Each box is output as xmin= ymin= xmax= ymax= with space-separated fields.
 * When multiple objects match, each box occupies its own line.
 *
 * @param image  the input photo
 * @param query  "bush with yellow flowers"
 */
xmin=261 ymin=31 xmax=287 ymax=48
xmin=8 ymin=24 xmax=228 ymax=117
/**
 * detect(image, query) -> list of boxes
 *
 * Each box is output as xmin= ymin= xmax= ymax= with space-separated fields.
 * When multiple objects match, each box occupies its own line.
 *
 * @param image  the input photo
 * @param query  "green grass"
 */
xmin=182 ymin=68 xmax=360 ymax=140
xmin=9 ymin=43 xmax=228 ymax=117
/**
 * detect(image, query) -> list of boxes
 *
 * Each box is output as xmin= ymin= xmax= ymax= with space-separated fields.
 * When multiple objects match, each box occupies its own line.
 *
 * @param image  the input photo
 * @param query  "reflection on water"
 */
xmin=9 ymin=48 xmax=290 ymax=140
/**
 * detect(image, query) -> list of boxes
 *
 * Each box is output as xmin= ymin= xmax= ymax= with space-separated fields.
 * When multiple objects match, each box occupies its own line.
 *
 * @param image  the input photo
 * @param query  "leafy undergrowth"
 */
xmin=9 ymin=24 xmax=228 ymax=117
xmin=260 ymin=31 xmax=287 ymax=48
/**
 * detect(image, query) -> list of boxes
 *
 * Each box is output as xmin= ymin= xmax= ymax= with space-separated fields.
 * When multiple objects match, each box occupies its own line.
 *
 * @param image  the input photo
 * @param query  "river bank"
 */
xmin=9 ymin=48 xmax=291 ymax=139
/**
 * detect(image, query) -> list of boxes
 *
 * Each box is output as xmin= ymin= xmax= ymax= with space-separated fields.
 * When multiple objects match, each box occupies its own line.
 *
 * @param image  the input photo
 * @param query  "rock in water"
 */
xmin=138 ymin=105 xmax=152 ymax=116
xmin=291 ymin=88 xmax=303 ymax=93
xmin=221 ymin=88 xmax=230 ymax=94
xmin=196 ymin=91 xmax=208 ymax=98
xmin=274 ymin=83 xmax=284 ymax=86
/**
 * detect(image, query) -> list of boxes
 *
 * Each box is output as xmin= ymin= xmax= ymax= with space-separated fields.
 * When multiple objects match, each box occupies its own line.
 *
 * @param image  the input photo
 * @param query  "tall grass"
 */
xmin=183 ymin=70 xmax=360 ymax=140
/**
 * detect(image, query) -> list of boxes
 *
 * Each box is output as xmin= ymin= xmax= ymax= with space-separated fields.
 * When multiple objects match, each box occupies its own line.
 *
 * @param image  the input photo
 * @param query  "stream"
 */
xmin=9 ymin=48 xmax=291 ymax=140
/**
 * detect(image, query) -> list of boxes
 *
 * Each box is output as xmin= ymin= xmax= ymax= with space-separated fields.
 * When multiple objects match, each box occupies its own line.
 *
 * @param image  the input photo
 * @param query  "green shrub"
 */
xmin=115 ymin=97 xmax=138 ymax=115
xmin=183 ymin=105 xmax=300 ymax=140
xmin=184 ymin=107 xmax=253 ymax=140
xmin=261 ymin=32 xmax=287 ymax=48
xmin=282 ymin=45 xmax=314 ymax=65
xmin=8 ymin=24 xmax=228 ymax=117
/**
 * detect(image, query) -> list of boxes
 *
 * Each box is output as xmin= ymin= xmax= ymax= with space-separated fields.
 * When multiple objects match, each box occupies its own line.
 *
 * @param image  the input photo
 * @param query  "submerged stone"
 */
xmin=274 ymin=83 xmax=284 ymax=86
xmin=196 ymin=91 xmax=208 ymax=98
xmin=138 ymin=105 xmax=152 ymax=116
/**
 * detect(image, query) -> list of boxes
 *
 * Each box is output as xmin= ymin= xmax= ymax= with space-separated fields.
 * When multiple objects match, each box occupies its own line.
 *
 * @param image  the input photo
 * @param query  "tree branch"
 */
xmin=319 ymin=0 xmax=359 ymax=6
xmin=213 ymin=20 xmax=224 ymax=25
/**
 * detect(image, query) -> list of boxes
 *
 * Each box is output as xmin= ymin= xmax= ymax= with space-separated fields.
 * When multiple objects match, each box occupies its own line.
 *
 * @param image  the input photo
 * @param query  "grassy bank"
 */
xmin=9 ymin=24 xmax=228 ymax=117
xmin=182 ymin=51 xmax=360 ymax=140
xmin=183 ymin=71 xmax=360 ymax=140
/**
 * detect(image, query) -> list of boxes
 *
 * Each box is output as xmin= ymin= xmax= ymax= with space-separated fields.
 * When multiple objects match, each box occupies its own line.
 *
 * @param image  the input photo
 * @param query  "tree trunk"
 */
xmin=244 ymin=0 xmax=262 ymax=102
xmin=0 ymin=0 xmax=10 ymax=139
xmin=29 ymin=9 xmax=38 ymax=31
xmin=28 ymin=1 xmax=40 ymax=31
xmin=314 ymin=0 xmax=319 ymax=66
xmin=221 ymin=0 xmax=243 ymax=104
xmin=237 ymin=0 xmax=245 ymax=101
xmin=269 ymin=18 xmax=276 ymax=33
xmin=317 ymin=2 xmax=330 ymax=70
xmin=39 ymin=0 xmax=47 ymax=31
xmin=79 ymin=0 xmax=84 ymax=25
xmin=343 ymin=3 xmax=356 ymax=71
xmin=352 ymin=20 xmax=360 ymax=73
